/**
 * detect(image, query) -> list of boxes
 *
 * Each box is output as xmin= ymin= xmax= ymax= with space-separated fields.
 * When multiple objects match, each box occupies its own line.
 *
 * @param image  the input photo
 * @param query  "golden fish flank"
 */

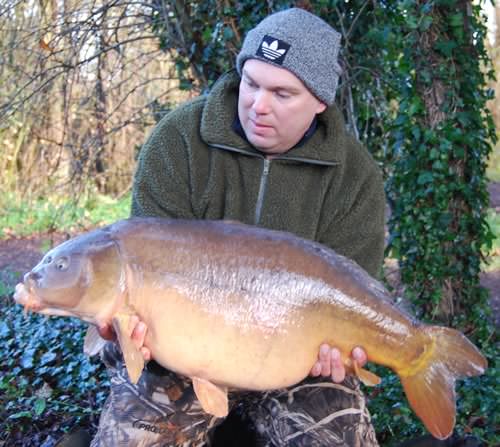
xmin=14 ymin=217 xmax=487 ymax=440
xmin=169 ymin=266 xmax=329 ymax=333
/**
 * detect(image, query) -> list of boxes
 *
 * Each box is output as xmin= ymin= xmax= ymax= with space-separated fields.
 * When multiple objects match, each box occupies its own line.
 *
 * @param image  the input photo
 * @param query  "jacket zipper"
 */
xmin=208 ymin=143 xmax=339 ymax=225
xmin=254 ymin=158 xmax=271 ymax=225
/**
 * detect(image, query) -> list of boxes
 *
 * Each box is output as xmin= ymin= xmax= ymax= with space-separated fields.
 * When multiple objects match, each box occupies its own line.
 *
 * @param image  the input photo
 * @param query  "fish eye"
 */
xmin=54 ymin=257 xmax=69 ymax=271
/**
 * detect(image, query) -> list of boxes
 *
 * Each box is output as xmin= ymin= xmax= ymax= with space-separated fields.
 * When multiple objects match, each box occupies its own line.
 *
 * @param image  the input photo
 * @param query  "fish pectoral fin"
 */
xmin=83 ymin=325 xmax=107 ymax=357
xmin=351 ymin=360 xmax=381 ymax=386
xmin=192 ymin=377 xmax=228 ymax=418
xmin=112 ymin=313 xmax=144 ymax=384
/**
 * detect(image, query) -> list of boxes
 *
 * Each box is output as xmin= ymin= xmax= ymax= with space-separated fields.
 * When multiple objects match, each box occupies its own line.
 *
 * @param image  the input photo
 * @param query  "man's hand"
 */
xmin=97 ymin=316 xmax=152 ymax=361
xmin=310 ymin=344 xmax=367 ymax=383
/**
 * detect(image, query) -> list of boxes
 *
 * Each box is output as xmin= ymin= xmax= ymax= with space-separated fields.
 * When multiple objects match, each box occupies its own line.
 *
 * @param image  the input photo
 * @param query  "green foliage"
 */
xmin=0 ymin=189 xmax=132 ymax=443
xmin=0 ymin=192 xmax=131 ymax=238
xmin=384 ymin=1 xmax=496 ymax=325
xmin=0 ymin=284 xmax=109 ymax=444
xmin=151 ymin=1 xmax=290 ymax=91
xmin=455 ymin=348 xmax=500 ymax=445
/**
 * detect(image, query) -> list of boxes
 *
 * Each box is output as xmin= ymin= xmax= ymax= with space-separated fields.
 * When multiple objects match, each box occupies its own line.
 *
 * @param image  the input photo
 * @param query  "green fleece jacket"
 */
xmin=131 ymin=70 xmax=385 ymax=277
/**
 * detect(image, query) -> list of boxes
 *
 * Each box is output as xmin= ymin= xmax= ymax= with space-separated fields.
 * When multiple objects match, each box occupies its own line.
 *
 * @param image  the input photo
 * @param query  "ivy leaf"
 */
xmin=411 ymin=126 xmax=421 ymax=141
xmin=417 ymin=172 xmax=434 ymax=185
xmin=40 ymin=351 xmax=57 ymax=366
xmin=222 ymin=26 xmax=234 ymax=40
xmin=449 ymin=13 xmax=463 ymax=27
xmin=420 ymin=16 xmax=433 ymax=31
xmin=9 ymin=411 xmax=32 ymax=420
xmin=429 ymin=148 xmax=440 ymax=160
xmin=34 ymin=397 xmax=46 ymax=416
xmin=0 ymin=320 xmax=10 ymax=338
xmin=21 ymin=348 xmax=36 ymax=369
xmin=435 ymin=40 xmax=457 ymax=57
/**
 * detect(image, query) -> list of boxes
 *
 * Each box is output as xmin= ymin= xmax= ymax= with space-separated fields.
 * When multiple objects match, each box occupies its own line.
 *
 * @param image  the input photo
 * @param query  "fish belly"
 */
xmin=135 ymin=285 xmax=332 ymax=390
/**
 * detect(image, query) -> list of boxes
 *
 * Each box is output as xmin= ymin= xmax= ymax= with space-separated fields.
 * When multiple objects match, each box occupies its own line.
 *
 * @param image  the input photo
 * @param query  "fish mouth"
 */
xmin=14 ymin=282 xmax=43 ymax=313
xmin=14 ymin=281 xmax=83 ymax=319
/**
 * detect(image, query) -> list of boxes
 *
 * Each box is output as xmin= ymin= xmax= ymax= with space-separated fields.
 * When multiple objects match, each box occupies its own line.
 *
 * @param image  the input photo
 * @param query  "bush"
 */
xmin=0 ymin=276 xmax=109 ymax=445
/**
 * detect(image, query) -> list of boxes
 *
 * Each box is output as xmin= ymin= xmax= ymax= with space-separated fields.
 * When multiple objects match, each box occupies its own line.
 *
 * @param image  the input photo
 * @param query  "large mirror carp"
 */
xmin=14 ymin=217 xmax=487 ymax=440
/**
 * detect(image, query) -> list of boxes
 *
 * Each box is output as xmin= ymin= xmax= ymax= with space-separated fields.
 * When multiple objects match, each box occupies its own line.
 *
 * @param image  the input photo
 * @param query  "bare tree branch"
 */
xmin=0 ymin=0 xmax=185 ymax=199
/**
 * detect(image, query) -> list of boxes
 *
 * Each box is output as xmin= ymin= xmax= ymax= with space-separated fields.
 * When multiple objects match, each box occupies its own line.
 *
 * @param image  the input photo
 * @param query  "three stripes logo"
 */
xmin=256 ymin=35 xmax=290 ymax=65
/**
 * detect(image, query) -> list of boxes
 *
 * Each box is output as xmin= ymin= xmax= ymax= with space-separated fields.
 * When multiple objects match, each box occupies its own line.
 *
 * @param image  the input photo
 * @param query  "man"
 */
xmin=91 ymin=7 xmax=385 ymax=447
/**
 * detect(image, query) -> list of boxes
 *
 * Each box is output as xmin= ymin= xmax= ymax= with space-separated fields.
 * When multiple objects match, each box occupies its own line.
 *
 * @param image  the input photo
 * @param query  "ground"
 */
xmin=1 ymin=185 xmax=499 ymax=327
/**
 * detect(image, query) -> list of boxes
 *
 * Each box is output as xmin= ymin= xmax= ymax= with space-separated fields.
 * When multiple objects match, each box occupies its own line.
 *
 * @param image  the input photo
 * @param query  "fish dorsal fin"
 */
xmin=192 ymin=377 xmax=228 ymax=418
xmin=83 ymin=325 xmax=107 ymax=356
xmin=112 ymin=313 xmax=144 ymax=384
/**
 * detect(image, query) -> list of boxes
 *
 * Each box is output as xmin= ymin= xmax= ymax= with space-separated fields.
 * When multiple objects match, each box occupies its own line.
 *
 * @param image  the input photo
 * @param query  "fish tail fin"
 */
xmin=399 ymin=326 xmax=487 ymax=440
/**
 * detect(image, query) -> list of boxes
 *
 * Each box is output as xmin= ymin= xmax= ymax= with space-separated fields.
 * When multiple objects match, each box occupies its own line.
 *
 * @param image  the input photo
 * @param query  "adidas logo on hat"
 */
xmin=256 ymin=35 xmax=290 ymax=65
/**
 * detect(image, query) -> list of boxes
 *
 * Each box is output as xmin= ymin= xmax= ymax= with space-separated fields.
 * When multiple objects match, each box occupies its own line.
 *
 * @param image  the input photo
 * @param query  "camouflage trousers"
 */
xmin=91 ymin=343 xmax=379 ymax=447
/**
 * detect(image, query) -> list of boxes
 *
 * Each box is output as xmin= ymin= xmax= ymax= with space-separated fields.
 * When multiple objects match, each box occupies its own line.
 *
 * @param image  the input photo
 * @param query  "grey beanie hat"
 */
xmin=236 ymin=8 xmax=342 ymax=105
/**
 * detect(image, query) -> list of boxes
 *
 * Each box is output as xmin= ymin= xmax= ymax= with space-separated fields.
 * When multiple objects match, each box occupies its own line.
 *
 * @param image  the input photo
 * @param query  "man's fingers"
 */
xmin=97 ymin=324 xmax=116 ymax=341
xmin=140 ymin=346 xmax=152 ymax=362
xmin=330 ymin=348 xmax=345 ymax=383
xmin=311 ymin=344 xmax=368 ymax=382
xmin=131 ymin=321 xmax=147 ymax=349
xmin=97 ymin=317 xmax=151 ymax=362
xmin=310 ymin=361 xmax=322 ymax=376
xmin=131 ymin=321 xmax=151 ymax=361
xmin=352 ymin=346 xmax=367 ymax=367
xmin=319 ymin=344 xmax=331 ymax=377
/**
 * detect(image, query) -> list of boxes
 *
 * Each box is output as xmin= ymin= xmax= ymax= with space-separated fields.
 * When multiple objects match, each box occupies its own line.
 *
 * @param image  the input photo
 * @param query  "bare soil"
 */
xmin=1 ymin=185 xmax=499 ymax=326
xmin=0 ymin=232 xmax=70 ymax=286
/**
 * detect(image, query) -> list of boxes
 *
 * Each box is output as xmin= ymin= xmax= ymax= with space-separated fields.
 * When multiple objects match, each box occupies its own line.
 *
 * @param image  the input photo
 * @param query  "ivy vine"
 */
xmin=385 ymin=0 xmax=496 ymax=334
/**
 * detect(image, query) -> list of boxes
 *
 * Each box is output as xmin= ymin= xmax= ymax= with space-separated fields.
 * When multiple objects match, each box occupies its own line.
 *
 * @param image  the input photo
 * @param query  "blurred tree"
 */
xmin=385 ymin=0 xmax=496 ymax=325
xmin=0 ymin=0 xmax=183 ymax=198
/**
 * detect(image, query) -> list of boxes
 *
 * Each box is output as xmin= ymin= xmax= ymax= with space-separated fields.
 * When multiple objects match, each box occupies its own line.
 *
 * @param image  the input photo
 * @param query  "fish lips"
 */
xmin=14 ymin=282 xmax=43 ymax=312
xmin=14 ymin=281 xmax=75 ymax=317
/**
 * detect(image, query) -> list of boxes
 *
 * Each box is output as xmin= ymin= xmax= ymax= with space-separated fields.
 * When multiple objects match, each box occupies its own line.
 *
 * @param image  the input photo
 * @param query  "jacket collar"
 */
xmin=200 ymin=70 xmax=344 ymax=165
